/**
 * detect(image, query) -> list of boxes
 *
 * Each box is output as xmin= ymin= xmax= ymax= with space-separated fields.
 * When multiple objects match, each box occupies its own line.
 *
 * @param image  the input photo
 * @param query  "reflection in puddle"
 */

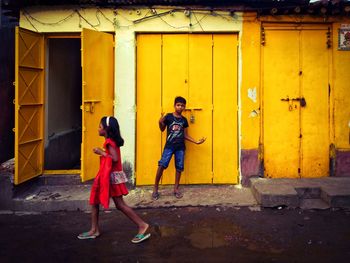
xmin=185 ymin=222 xmax=242 ymax=249
xmin=186 ymin=227 xmax=228 ymax=249
xmin=155 ymin=225 xmax=178 ymax=237
xmin=182 ymin=220 xmax=285 ymax=254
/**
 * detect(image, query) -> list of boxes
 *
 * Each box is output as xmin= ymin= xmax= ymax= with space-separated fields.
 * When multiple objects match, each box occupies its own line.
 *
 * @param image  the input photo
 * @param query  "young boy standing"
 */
xmin=152 ymin=96 xmax=206 ymax=200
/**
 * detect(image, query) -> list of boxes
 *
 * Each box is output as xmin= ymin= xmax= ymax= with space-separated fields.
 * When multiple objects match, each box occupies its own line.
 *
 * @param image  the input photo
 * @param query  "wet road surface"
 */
xmin=1 ymin=206 xmax=350 ymax=262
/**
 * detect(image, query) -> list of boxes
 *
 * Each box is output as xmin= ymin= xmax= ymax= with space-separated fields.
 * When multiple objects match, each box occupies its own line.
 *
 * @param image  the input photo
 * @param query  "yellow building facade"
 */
xmin=13 ymin=5 xmax=350 ymax=186
xmin=241 ymin=14 xmax=350 ymax=184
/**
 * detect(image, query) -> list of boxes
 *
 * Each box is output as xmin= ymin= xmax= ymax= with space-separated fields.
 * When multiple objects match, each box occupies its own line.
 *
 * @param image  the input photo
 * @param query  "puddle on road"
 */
xmin=186 ymin=227 xmax=227 ymax=249
xmin=155 ymin=225 xmax=178 ymax=238
xmin=154 ymin=217 xmax=285 ymax=254
xmin=180 ymin=220 xmax=285 ymax=254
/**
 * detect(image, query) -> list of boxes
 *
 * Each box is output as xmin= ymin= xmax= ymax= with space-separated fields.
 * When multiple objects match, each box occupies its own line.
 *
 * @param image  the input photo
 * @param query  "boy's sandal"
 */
xmin=131 ymin=233 xmax=151 ymax=244
xmin=77 ymin=232 xmax=100 ymax=240
xmin=151 ymin=192 xmax=160 ymax=200
xmin=174 ymin=192 xmax=183 ymax=199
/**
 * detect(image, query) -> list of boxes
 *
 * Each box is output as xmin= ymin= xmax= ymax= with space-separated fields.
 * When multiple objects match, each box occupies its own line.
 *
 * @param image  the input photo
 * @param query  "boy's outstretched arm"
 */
xmin=184 ymin=129 xmax=206 ymax=144
xmin=159 ymin=113 xmax=166 ymax=131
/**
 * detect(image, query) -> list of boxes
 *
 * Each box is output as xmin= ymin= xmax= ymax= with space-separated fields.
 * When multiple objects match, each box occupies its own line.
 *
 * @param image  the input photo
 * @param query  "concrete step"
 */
xmin=321 ymin=186 xmax=350 ymax=208
xmin=38 ymin=174 xmax=92 ymax=186
xmin=250 ymin=178 xmax=350 ymax=209
xmin=13 ymin=185 xmax=91 ymax=212
xmin=300 ymin=199 xmax=330 ymax=210
xmin=250 ymin=180 xmax=299 ymax=208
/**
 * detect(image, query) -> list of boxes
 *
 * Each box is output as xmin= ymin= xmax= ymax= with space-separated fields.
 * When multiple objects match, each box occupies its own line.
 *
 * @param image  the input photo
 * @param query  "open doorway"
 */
xmin=44 ymin=38 xmax=82 ymax=170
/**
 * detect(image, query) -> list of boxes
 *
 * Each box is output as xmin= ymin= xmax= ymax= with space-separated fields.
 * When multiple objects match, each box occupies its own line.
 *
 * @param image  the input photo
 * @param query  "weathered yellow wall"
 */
xmin=241 ymin=13 xmax=350 ymax=179
xmin=333 ymin=22 xmax=350 ymax=149
xmin=241 ymin=14 xmax=350 ymax=151
xmin=241 ymin=13 xmax=261 ymax=150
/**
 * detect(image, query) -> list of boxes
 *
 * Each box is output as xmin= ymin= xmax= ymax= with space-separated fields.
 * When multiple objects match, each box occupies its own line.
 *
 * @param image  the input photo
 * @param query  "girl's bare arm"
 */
xmin=93 ymin=145 xmax=118 ymax=162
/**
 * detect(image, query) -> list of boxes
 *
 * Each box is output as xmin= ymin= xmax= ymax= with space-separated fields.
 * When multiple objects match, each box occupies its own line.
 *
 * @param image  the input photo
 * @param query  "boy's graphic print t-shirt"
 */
xmin=164 ymin=113 xmax=189 ymax=150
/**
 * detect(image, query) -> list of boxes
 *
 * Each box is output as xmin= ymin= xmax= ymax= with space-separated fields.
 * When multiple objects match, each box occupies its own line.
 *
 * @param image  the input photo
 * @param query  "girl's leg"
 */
xmin=78 ymin=204 xmax=100 ymax=238
xmin=90 ymin=204 xmax=101 ymax=235
xmin=112 ymin=196 xmax=149 ymax=234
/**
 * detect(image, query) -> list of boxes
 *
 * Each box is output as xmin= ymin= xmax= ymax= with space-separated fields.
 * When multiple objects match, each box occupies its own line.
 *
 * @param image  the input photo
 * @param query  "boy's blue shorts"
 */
xmin=158 ymin=147 xmax=185 ymax=172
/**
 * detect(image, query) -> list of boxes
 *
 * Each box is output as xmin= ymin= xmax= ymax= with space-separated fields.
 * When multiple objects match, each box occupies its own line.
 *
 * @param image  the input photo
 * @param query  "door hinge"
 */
xmin=298 ymin=168 xmax=301 ymax=174
xmin=261 ymin=27 xmax=266 ymax=46
xmin=326 ymin=27 xmax=331 ymax=49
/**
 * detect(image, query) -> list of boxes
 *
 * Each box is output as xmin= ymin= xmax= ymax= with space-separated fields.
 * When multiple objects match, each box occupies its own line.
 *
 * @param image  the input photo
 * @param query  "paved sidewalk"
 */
xmin=3 ymin=182 xmax=258 ymax=212
xmin=1 ymin=162 xmax=350 ymax=212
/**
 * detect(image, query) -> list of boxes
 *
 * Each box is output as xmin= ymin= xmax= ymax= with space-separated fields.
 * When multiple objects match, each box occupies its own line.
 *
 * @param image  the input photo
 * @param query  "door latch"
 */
xmin=280 ymin=97 xmax=306 ymax=107
xmin=184 ymin=107 xmax=202 ymax=124
xmin=83 ymin=100 xmax=101 ymax=113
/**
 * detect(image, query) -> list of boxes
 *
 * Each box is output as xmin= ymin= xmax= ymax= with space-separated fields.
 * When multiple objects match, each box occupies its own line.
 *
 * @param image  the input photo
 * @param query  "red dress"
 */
xmin=89 ymin=138 xmax=129 ymax=209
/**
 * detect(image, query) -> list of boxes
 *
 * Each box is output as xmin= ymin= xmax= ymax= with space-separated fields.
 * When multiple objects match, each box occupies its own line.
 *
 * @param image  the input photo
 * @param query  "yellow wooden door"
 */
xmin=213 ymin=34 xmax=239 ymax=184
xmin=136 ymin=34 xmax=162 ymax=185
xmin=136 ymin=34 xmax=238 ymax=185
xmin=263 ymin=29 xmax=300 ymax=178
xmin=81 ymin=28 xmax=114 ymax=182
xmin=161 ymin=34 xmax=189 ymax=185
xmin=14 ymin=27 xmax=45 ymax=185
xmin=263 ymin=26 xmax=330 ymax=178
xmin=300 ymin=28 xmax=329 ymax=178
xmin=185 ymin=34 xmax=212 ymax=184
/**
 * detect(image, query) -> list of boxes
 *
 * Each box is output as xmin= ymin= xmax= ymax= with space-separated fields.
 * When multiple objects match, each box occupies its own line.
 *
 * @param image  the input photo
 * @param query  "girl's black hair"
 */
xmin=101 ymin=116 xmax=124 ymax=147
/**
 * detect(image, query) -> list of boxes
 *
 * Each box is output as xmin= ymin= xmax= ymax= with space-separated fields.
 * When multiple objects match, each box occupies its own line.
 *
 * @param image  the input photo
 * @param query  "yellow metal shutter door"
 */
xmin=14 ymin=27 xmax=44 ymax=185
xmin=81 ymin=29 xmax=114 ymax=182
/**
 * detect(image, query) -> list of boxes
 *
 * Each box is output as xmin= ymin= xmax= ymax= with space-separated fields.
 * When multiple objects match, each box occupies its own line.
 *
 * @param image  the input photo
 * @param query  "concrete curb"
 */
xmin=250 ymin=177 xmax=350 ymax=209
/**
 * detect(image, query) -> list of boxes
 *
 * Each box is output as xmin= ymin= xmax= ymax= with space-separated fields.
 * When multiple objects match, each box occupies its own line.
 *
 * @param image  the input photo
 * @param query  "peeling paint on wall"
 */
xmin=122 ymin=160 xmax=134 ymax=188
xmin=249 ymin=109 xmax=260 ymax=118
xmin=248 ymin=87 xmax=257 ymax=103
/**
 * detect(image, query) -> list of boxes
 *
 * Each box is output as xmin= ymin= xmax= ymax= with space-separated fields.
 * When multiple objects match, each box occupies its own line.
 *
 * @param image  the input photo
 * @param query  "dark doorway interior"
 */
xmin=44 ymin=38 xmax=82 ymax=170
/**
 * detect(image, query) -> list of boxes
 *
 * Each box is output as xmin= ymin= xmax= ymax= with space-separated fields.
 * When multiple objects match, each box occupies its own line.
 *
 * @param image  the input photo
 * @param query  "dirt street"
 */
xmin=1 ymin=207 xmax=350 ymax=262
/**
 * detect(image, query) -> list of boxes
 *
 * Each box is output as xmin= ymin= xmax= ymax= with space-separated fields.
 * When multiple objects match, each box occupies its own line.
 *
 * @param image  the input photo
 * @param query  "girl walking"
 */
xmin=78 ymin=116 xmax=150 ymax=243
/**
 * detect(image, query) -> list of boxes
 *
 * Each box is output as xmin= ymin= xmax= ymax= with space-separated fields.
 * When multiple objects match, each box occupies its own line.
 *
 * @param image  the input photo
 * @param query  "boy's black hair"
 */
xmin=174 ymin=96 xmax=186 ymax=105
xmin=101 ymin=116 xmax=124 ymax=147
